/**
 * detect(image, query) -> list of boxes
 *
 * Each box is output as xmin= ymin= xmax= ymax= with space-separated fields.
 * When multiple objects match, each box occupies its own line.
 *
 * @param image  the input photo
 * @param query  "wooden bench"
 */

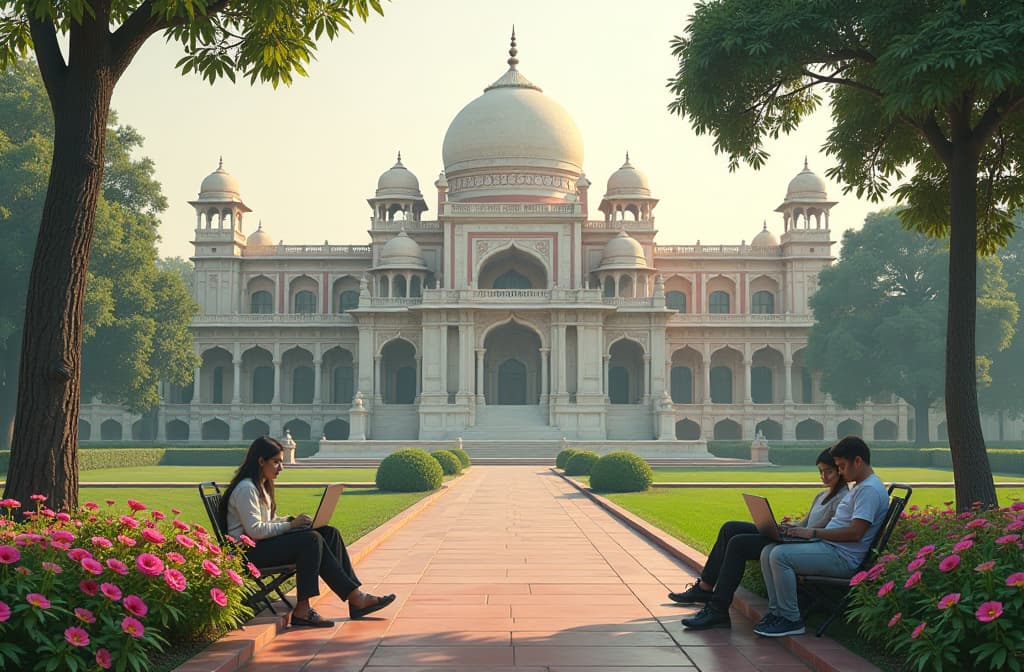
xmin=198 ymin=481 xmax=298 ymax=616
xmin=798 ymin=482 xmax=912 ymax=636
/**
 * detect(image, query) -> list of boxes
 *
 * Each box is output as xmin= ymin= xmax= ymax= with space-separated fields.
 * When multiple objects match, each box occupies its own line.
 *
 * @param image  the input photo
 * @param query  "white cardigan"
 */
xmin=225 ymin=478 xmax=291 ymax=540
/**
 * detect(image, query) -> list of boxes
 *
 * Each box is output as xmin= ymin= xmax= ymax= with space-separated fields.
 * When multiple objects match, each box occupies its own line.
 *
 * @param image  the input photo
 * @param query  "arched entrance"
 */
xmin=484 ymin=322 xmax=541 ymax=405
xmin=478 ymin=247 xmax=548 ymax=289
xmin=609 ymin=339 xmax=644 ymax=404
xmin=381 ymin=339 xmax=417 ymax=405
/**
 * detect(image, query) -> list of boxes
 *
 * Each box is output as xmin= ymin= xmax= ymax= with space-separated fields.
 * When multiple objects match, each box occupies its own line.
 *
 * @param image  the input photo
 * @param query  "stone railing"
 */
xmin=654 ymin=244 xmax=783 ymax=257
xmin=370 ymin=219 xmax=442 ymax=232
xmin=192 ymin=313 xmax=357 ymax=325
xmin=668 ymin=313 xmax=813 ymax=325
xmin=602 ymin=296 xmax=664 ymax=307
xmin=421 ymin=288 xmax=604 ymax=304
xmin=441 ymin=202 xmax=582 ymax=217
xmin=244 ymin=244 xmax=373 ymax=257
xmin=194 ymin=229 xmax=245 ymax=241
xmin=363 ymin=297 xmax=423 ymax=307
xmin=582 ymin=219 xmax=655 ymax=231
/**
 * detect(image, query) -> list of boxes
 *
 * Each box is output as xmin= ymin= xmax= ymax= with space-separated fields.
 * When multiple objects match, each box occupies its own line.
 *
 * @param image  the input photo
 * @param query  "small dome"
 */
xmin=198 ymin=158 xmax=241 ymax=200
xmin=784 ymin=158 xmax=829 ymax=202
xmin=598 ymin=230 xmax=649 ymax=270
xmin=376 ymin=153 xmax=423 ymax=198
xmin=604 ymin=154 xmax=651 ymax=198
xmin=246 ymin=222 xmax=273 ymax=247
xmin=376 ymin=230 xmax=427 ymax=270
xmin=751 ymin=222 xmax=779 ymax=247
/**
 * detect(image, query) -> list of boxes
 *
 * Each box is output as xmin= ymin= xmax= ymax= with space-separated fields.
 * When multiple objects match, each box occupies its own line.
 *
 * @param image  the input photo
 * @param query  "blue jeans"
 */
xmin=759 ymin=542 xmax=851 ymax=622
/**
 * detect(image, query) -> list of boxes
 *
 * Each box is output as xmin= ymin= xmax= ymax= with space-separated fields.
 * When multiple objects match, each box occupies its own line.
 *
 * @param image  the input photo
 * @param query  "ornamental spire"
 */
xmin=508 ymin=27 xmax=518 ymax=69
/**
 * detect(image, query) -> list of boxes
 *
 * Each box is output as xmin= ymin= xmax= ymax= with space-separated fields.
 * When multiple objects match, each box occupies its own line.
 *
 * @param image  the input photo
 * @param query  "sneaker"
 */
xmin=668 ymin=582 xmax=713 ymax=604
xmin=753 ymin=615 xmax=806 ymax=637
xmin=753 ymin=612 xmax=778 ymax=630
xmin=681 ymin=604 xmax=731 ymax=630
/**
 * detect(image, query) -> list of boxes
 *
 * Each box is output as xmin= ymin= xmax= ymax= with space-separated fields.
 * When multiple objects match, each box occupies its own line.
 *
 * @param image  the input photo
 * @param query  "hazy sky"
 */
xmin=109 ymin=0 xmax=895 ymax=260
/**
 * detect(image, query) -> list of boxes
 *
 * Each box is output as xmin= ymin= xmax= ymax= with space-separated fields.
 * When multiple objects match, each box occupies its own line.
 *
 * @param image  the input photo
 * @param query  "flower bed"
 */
xmin=0 ymin=495 xmax=253 ymax=671
xmin=847 ymin=500 xmax=1024 ymax=672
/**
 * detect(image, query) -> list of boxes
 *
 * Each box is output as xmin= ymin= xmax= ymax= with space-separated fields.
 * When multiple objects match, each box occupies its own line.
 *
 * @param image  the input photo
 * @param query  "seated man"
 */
xmin=754 ymin=436 xmax=889 ymax=637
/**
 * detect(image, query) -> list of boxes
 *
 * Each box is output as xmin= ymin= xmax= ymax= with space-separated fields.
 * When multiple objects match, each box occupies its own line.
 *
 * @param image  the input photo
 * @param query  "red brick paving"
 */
xmin=189 ymin=466 xmax=880 ymax=672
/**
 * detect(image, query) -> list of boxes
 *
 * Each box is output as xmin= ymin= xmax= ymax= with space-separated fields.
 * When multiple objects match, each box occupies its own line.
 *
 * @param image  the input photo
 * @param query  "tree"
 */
xmin=806 ymin=210 xmax=1017 ymax=446
xmin=668 ymin=0 xmax=1024 ymax=510
xmin=0 ymin=60 xmax=197 ymax=450
xmin=0 ymin=1 xmax=384 ymax=511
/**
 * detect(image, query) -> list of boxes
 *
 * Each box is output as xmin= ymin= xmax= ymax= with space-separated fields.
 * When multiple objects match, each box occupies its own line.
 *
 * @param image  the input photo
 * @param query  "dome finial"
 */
xmin=803 ymin=156 xmax=809 ymax=170
xmin=507 ymin=26 xmax=519 ymax=69
xmin=762 ymin=219 xmax=767 ymax=231
xmin=397 ymin=150 xmax=402 ymax=163
xmin=218 ymin=156 xmax=223 ymax=170
xmin=258 ymin=220 xmax=263 ymax=230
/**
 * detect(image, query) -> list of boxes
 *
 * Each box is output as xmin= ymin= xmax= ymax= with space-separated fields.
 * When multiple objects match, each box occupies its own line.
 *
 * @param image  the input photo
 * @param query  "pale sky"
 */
xmin=110 ymin=0 xmax=895 ymax=260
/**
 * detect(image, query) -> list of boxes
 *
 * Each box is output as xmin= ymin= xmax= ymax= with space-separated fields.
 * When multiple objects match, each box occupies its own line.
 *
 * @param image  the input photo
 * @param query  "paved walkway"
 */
xmin=238 ymin=466 xmax=817 ymax=672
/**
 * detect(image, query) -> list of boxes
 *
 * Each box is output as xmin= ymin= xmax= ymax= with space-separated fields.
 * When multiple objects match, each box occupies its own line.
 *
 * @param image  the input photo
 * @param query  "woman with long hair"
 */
xmin=672 ymin=448 xmax=847 ymax=630
xmin=220 ymin=436 xmax=395 ymax=627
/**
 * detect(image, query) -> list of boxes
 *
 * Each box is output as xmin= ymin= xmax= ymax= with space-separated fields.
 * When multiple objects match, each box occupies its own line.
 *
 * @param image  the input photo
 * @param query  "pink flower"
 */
xmin=100 ymin=583 xmax=122 ymax=602
xmin=151 ymin=510 xmax=166 ymax=521
xmin=171 ymin=507 xmax=182 ymax=515
xmin=952 ymin=539 xmax=974 ymax=552
xmin=1007 ymin=520 xmax=1024 ymax=532
xmin=81 ymin=557 xmax=104 ymax=575
xmin=126 ymin=499 xmax=146 ymax=512
xmin=210 ymin=587 xmax=228 ymax=607
xmin=202 ymin=559 xmax=222 ymax=577
xmin=976 ymin=601 xmax=1003 ymax=622
xmin=67 ymin=547 xmax=92 ymax=562
xmin=907 ymin=556 xmax=926 ymax=572
xmin=917 ymin=544 xmax=936 ymax=556
xmin=995 ymin=534 xmax=1020 ymax=545
xmin=239 ymin=534 xmax=256 ymax=548
xmin=117 ymin=534 xmax=137 ymax=547
xmin=90 ymin=536 xmax=112 ymax=548
xmin=30 ymin=494 xmax=47 ymax=502
xmin=55 ymin=512 xmax=71 ymax=522
xmin=119 ymin=515 xmax=140 ymax=529
xmin=903 ymin=531 xmax=917 ymax=540
xmin=164 ymin=568 xmax=187 ymax=592
xmin=227 ymin=569 xmax=244 ymax=586
xmin=939 ymin=554 xmax=961 ymax=572
xmin=1005 ymin=572 xmax=1024 ymax=588
xmin=106 ymin=558 xmax=129 ymax=575
xmin=172 ymin=519 xmax=190 ymax=532
xmin=121 ymin=616 xmax=145 ymax=638
xmin=50 ymin=530 xmax=74 ymax=543
xmin=975 ymin=560 xmax=996 ymax=572
xmin=175 ymin=534 xmax=195 ymax=548
xmin=136 ymin=553 xmax=164 ymax=576
xmin=0 ymin=601 xmax=10 ymax=622
xmin=123 ymin=594 xmax=148 ymax=617
xmin=64 ymin=626 xmax=90 ymax=647
xmin=207 ymin=542 xmax=222 ymax=556
xmin=40 ymin=561 xmax=62 ymax=574
xmin=938 ymin=593 xmax=961 ymax=610
xmin=96 ymin=649 xmax=111 ymax=670
xmin=849 ymin=571 xmax=869 ymax=587
xmin=866 ymin=564 xmax=885 ymax=579
xmin=247 ymin=562 xmax=261 ymax=578
xmin=0 ymin=545 xmax=21 ymax=564
xmin=904 ymin=571 xmax=922 ymax=589
xmin=877 ymin=580 xmax=895 ymax=597
xmin=911 ymin=622 xmax=926 ymax=639
xmin=0 ymin=498 xmax=21 ymax=508
xmin=80 ymin=580 xmax=99 ymax=596
xmin=1011 ymin=501 xmax=1024 ymax=511
xmin=26 ymin=593 xmax=50 ymax=609
xmin=887 ymin=612 xmax=902 ymax=628
xmin=83 ymin=501 xmax=99 ymax=510
xmin=140 ymin=528 xmax=166 ymax=545
xmin=74 ymin=607 xmax=96 ymax=623
xmin=966 ymin=518 xmax=988 ymax=529
xmin=165 ymin=551 xmax=186 ymax=565
xmin=15 ymin=566 xmax=31 ymax=576
xmin=105 ymin=499 xmax=115 ymax=506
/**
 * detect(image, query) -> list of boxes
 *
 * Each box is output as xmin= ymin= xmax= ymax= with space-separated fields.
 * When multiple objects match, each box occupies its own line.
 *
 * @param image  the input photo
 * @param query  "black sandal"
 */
xmin=349 ymin=593 xmax=396 ymax=620
xmin=291 ymin=608 xmax=334 ymax=628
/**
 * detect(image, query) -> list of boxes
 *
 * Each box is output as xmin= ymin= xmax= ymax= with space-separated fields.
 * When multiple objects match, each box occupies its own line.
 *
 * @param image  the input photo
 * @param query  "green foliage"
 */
xmin=589 ymin=452 xmax=653 ymax=493
xmin=846 ymin=503 xmax=1024 ymax=672
xmin=706 ymin=441 xmax=751 ymax=460
xmin=448 ymin=447 xmax=471 ymax=469
xmin=375 ymin=448 xmax=443 ymax=493
xmin=555 ymin=448 xmax=579 ymax=470
xmin=980 ymin=222 xmax=1024 ymax=421
xmin=159 ymin=449 xmax=249 ymax=467
xmin=80 ymin=448 xmax=166 ymax=471
xmin=564 ymin=450 xmax=600 ymax=477
xmin=430 ymin=450 xmax=462 ymax=476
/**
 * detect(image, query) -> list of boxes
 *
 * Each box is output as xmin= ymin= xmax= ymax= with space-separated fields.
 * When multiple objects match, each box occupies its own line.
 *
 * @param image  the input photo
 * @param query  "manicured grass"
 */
xmin=80 ymin=486 xmax=431 ymax=543
xmin=78 ymin=466 xmax=378 ymax=483
xmin=646 ymin=466 xmax=1023 ymax=483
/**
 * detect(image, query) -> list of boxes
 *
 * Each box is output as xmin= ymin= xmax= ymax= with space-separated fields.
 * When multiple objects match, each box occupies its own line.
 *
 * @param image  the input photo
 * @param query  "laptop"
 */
xmin=742 ymin=493 xmax=816 ymax=544
xmin=284 ymin=483 xmax=344 ymax=532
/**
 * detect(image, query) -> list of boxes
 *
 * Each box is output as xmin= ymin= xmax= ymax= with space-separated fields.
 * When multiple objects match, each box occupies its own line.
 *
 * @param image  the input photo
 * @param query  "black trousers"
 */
xmin=247 ymin=525 xmax=360 ymax=601
xmin=701 ymin=520 xmax=772 ymax=612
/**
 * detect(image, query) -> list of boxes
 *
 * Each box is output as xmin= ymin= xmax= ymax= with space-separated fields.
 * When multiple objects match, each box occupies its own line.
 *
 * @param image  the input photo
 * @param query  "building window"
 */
xmin=666 ymin=291 xmax=686 ymax=313
xmin=603 ymin=277 xmax=615 ymax=297
xmin=710 ymin=366 xmax=733 ymax=403
xmin=801 ymin=368 xmax=814 ymax=403
xmin=251 ymin=291 xmax=273 ymax=314
xmin=752 ymin=291 xmax=775 ymax=314
xmin=339 ymin=290 xmax=359 ymax=312
xmin=294 ymin=291 xmax=316 ymax=314
xmin=292 ymin=366 xmax=313 ymax=404
xmin=253 ymin=367 xmax=274 ymax=403
xmin=212 ymin=367 xmax=224 ymax=404
xmin=494 ymin=269 xmax=532 ymax=289
xmin=670 ymin=366 xmax=692 ymax=403
xmin=751 ymin=367 xmax=773 ymax=403
xmin=709 ymin=291 xmax=730 ymax=314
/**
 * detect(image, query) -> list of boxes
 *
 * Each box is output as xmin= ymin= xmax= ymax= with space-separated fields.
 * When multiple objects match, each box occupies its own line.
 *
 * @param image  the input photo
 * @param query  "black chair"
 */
xmin=198 ymin=481 xmax=297 ymax=616
xmin=798 ymin=483 xmax=913 ymax=637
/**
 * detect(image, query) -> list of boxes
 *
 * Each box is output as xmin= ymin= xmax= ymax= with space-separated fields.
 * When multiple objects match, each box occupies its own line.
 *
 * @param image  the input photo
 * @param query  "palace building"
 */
xmin=79 ymin=36 xmax=917 ymax=452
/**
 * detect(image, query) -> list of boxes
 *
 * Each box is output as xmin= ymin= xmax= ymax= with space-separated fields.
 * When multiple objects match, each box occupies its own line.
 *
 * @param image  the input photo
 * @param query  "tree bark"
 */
xmin=2 ymin=65 xmax=115 ymax=511
xmin=913 ymin=400 xmax=930 ymax=447
xmin=946 ymin=144 xmax=998 ymax=511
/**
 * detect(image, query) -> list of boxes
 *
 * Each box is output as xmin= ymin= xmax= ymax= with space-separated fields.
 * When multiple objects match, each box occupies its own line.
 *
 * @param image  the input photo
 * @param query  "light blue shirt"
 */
xmin=823 ymin=473 xmax=889 ymax=570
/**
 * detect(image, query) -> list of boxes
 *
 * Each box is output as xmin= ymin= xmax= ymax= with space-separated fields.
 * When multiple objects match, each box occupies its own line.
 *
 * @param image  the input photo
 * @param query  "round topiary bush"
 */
xmin=450 ymin=446 xmax=471 ymax=468
xmin=431 ymin=450 xmax=462 ymax=475
xmin=376 ymin=448 xmax=444 ymax=492
xmin=556 ymin=448 xmax=579 ymax=470
xmin=564 ymin=450 xmax=600 ymax=476
xmin=589 ymin=451 xmax=653 ymax=492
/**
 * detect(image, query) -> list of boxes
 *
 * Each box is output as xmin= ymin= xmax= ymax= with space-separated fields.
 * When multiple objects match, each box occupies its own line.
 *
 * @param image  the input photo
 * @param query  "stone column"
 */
xmin=603 ymin=355 xmax=611 ymax=401
xmin=702 ymin=356 xmax=712 ymax=403
xmin=374 ymin=355 xmax=383 ymax=402
xmin=232 ymin=359 xmax=241 ymax=403
xmin=555 ymin=325 xmax=567 ymax=395
xmin=415 ymin=355 xmax=423 ymax=398
xmin=784 ymin=358 xmax=794 ymax=403
xmin=272 ymin=360 xmax=282 ymax=403
xmin=191 ymin=366 xmax=201 ymax=405
xmin=475 ymin=349 xmax=485 ymax=405
xmin=438 ymin=324 xmax=448 ymax=398
xmin=643 ymin=353 xmax=652 ymax=400
xmin=313 ymin=359 xmax=322 ymax=404
xmin=743 ymin=359 xmax=752 ymax=403
xmin=540 ymin=347 xmax=550 ymax=403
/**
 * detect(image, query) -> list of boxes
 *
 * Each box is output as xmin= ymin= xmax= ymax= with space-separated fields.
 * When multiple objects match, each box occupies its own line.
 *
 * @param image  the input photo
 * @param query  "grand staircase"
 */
xmin=458 ymin=405 xmax=564 ymax=440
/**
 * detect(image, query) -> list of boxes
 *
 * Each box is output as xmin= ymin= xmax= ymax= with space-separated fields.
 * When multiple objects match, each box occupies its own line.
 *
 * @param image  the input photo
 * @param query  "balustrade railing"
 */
xmin=244 ymin=244 xmax=372 ymax=257
xmin=370 ymin=219 xmax=441 ymax=231
xmin=421 ymin=288 xmax=604 ymax=304
xmin=192 ymin=313 xmax=357 ymax=325
xmin=441 ymin=202 xmax=582 ymax=216
xmin=654 ymin=244 xmax=783 ymax=257
xmin=582 ymin=219 xmax=655 ymax=231
xmin=668 ymin=313 xmax=813 ymax=324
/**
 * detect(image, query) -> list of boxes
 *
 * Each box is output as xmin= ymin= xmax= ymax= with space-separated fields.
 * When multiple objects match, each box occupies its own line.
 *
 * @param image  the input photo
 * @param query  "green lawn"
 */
xmin=645 ymin=466 xmax=1023 ymax=483
xmin=78 ymin=466 xmax=378 ymax=483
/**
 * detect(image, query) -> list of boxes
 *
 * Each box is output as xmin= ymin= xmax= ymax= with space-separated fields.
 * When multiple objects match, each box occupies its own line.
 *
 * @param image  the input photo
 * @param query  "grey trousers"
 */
xmin=759 ymin=541 xmax=851 ymax=622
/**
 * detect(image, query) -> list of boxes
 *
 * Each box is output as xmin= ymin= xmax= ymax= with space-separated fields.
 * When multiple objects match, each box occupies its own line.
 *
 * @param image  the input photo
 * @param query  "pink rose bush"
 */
xmin=848 ymin=500 xmax=1024 ymax=671
xmin=0 ymin=496 xmax=255 ymax=671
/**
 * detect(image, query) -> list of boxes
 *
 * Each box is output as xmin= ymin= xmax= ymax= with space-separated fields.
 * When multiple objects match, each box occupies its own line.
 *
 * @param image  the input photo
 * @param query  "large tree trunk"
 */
xmin=913 ymin=400 xmax=930 ymax=447
xmin=946 ymin=144 xmax=997 ymax=511
xmin=2 ymin=67 xmax=115 ymax=512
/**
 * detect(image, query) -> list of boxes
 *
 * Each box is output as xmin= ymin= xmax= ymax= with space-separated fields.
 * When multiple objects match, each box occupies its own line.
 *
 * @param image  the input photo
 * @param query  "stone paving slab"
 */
xmin=199 ymin=466 xmax=864 ymax=672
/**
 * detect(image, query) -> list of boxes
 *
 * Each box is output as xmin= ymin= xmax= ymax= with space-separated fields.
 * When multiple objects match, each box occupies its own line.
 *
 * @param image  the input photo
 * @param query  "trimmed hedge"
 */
xmin=589 ymin=452 xmax=653 ymax=493
xmin=160 ymin=449 xmax=249 ymax=466
xmin=707 ymin=441 xmax=751 ymax=460
xmin=450 ymin=447 xmax=472 ymax=468
xmin=375 ymin=448 xmax=444 ymax=492
xmin=564 ymin=450 xmax=600 ymax=476
xmin=431 ymin=450 xmax=462 ymax=475
xmin=556 ymin=448 xmax=579 ymax=469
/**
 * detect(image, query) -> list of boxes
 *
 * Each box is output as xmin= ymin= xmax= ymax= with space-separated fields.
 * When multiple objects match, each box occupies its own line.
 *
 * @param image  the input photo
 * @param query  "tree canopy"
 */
xmin=979 ymin=220 xmax=1024 ymax=429
xmin=668 ymin=0 xmax=1024 ymax=509
xmin=806 ymin=210 xmax=1017 ymax=445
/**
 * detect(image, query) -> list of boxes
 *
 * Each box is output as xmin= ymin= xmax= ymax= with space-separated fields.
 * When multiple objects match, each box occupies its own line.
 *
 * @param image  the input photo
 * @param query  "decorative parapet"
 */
xmin=582 ymin=219 xmax=655 ymax=231
xmin=441 ymin=202 xmax=582 ymax=217
xmin=191 ymin=313 xmax=358 ymax=326
xmin=420 ymin=288 xmax=604 ymax=305
xmin=667 ymin=313 xmax=814 ymax=326
xmin=243 ymin=244 xmax=373 ymax=257
xmin=654 ymin=244 xmax=783 ymax=257
xmin=370 ymin=219 xmax=442 ymax=232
